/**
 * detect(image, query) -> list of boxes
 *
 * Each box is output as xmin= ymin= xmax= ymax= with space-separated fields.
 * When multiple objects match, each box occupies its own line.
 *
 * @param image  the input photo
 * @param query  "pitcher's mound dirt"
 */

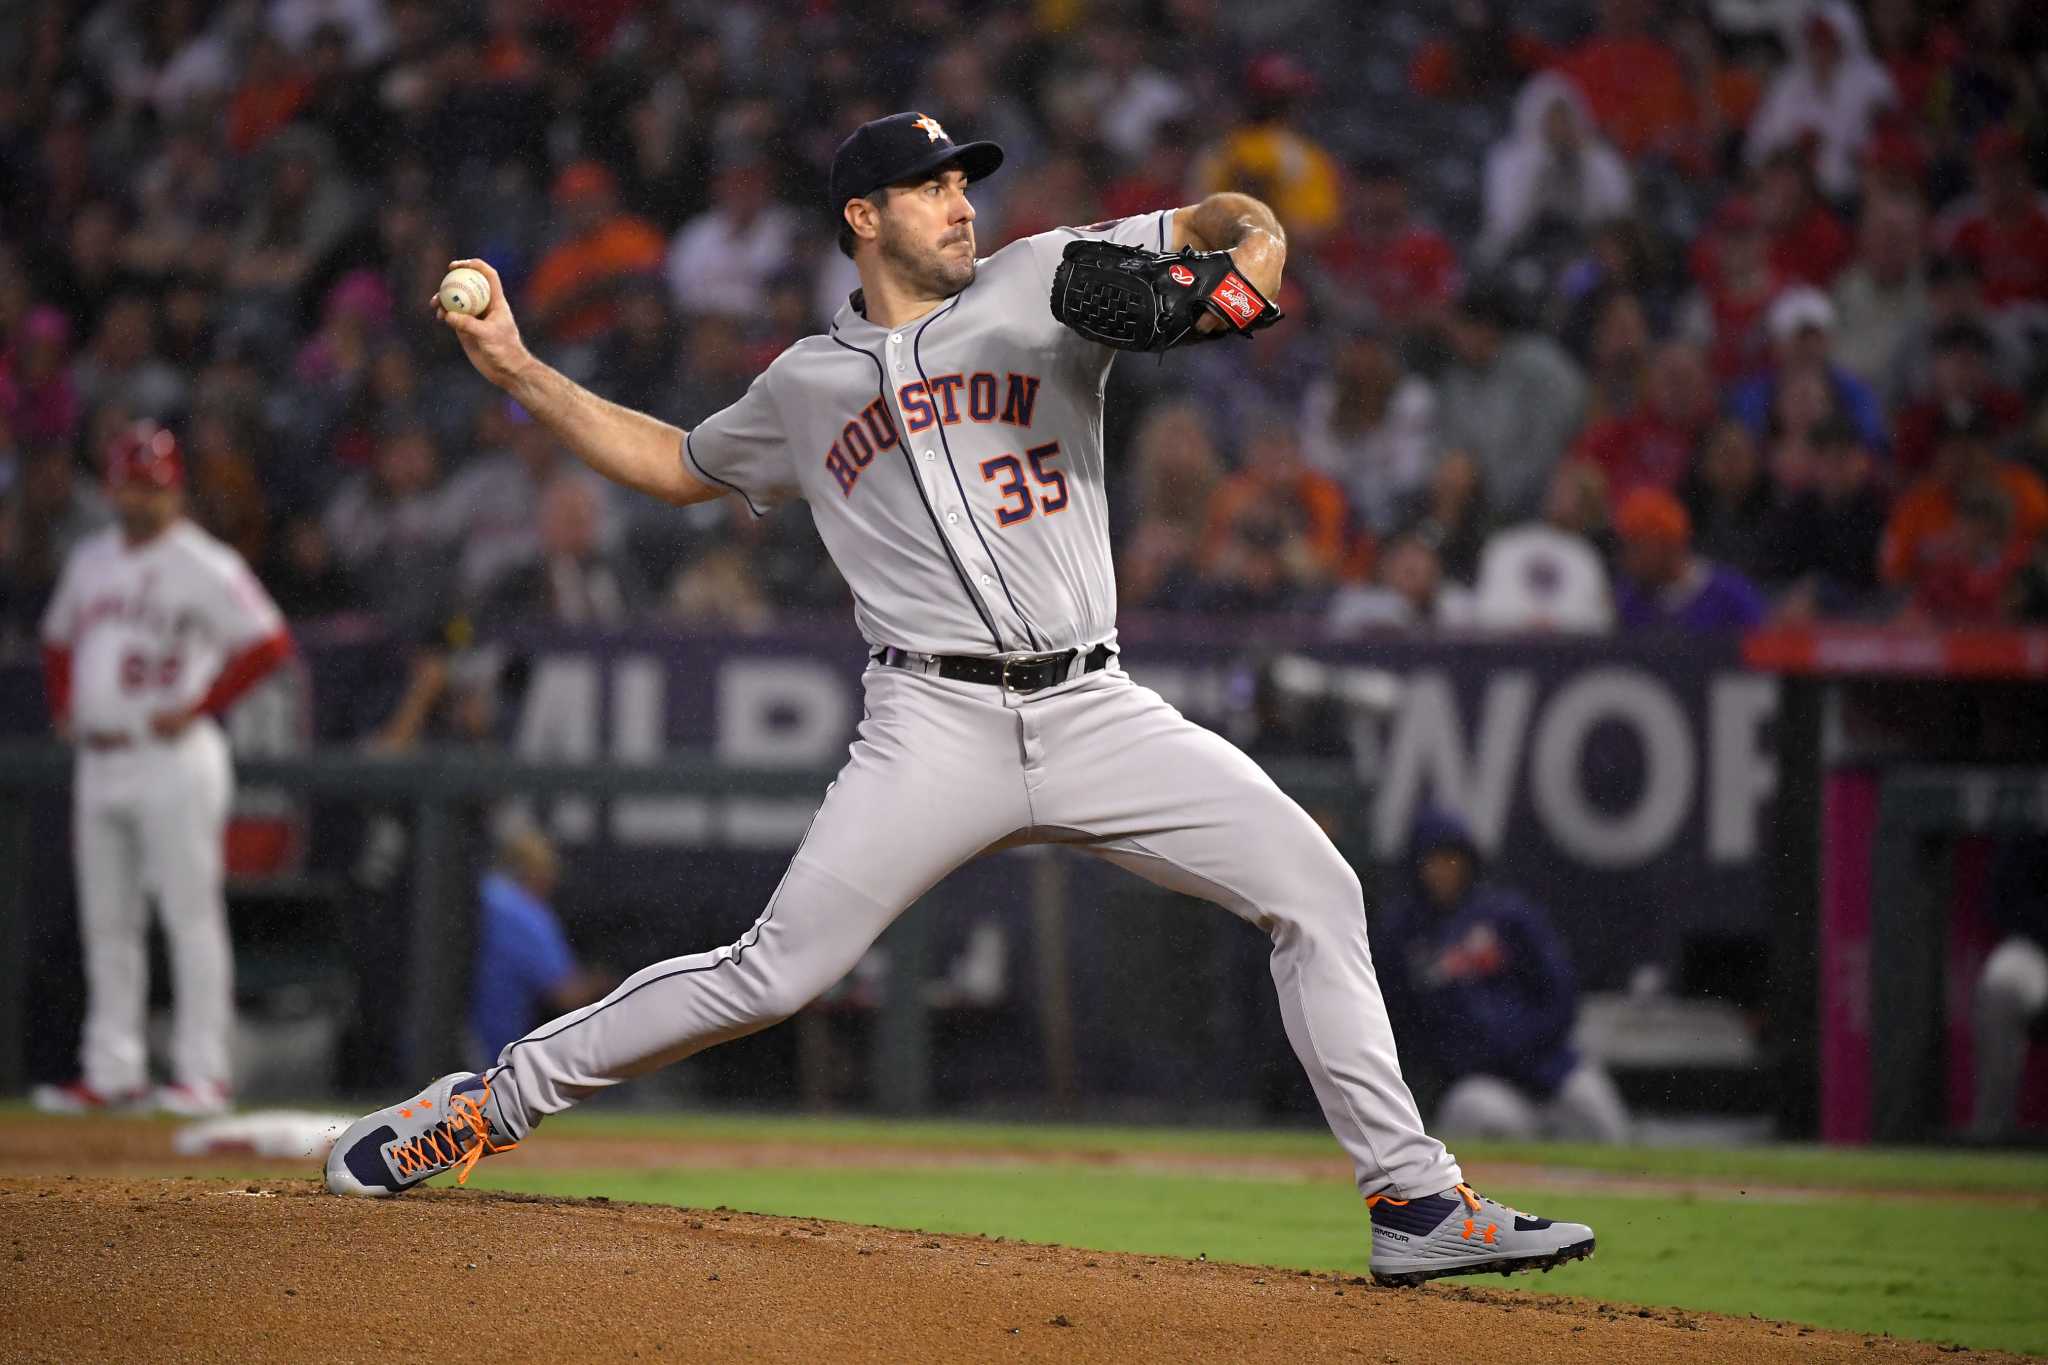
xmin=0 ymin=1176 xmax=2025 ymax=1364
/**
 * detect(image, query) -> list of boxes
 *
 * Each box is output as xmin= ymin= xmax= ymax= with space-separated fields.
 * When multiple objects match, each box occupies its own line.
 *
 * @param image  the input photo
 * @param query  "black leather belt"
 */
xmin=875 ymin=643 xmax=1115 ymax=693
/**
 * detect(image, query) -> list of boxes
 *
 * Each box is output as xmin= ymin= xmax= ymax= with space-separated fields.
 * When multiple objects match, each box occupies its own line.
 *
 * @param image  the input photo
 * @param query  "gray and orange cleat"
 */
xmin=324 ymin=1071 xmax=519 ymax=1197
xmin=1368 ymin=1183 xmax=1594 ymax=1287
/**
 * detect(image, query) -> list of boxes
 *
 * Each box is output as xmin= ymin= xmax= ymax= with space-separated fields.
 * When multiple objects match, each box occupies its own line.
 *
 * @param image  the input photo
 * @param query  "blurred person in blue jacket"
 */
xmin=1379 ymin=809 xmax=1631 ymax=1142
xmin=470 ymin=826 xmax=610 ymax=1068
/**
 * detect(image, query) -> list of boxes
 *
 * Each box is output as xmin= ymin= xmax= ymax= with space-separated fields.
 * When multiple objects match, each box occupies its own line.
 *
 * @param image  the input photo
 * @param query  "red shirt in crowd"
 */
xmin=1316 ymin=225 xmax=1461 ymax=326
xmin=1573 ymin=411 xmax=1701 ymax=503
xmin=1892 ymin=389 xmax=2028 ymax=479
xmin=1770 ymin=203 xmax=1854 ymax=286
xmin=1409 ymin=33 xmax=1554 ymax=99
xmin=1938 ymin=195 xmax=2048 ymax=307
xmin=1552 ymin=36 xmax=1692 ymax=159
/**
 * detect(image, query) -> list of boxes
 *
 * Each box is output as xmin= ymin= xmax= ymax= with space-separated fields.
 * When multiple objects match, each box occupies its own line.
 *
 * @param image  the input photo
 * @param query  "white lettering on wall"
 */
xmin=1708 ymin=674 xmax=1779 ymax=862
xmin=513 ymin=655 xmax=599 ymax=841
xmin=717 ymin=660 xmax=851 ymax=767
xmin=1371 ymin=671 xmax=1535 ymax=858
xmin=612 ymin=654 xmax=709 ymax=846
xmin=1531 ymin=667 xmax=1694 ymax=866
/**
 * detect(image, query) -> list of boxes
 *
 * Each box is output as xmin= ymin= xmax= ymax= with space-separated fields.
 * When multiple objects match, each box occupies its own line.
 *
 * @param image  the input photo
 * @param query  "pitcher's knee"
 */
xmin=1264 ymin=849 xmax=1365 ymax=938
xmin=728 ymin=957 xmax=834 ymax=1025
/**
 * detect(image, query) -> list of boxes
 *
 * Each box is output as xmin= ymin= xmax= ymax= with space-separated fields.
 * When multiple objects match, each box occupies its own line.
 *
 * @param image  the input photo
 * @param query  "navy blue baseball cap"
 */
xmin=828 ymin=112 xmax=1004 ymax=211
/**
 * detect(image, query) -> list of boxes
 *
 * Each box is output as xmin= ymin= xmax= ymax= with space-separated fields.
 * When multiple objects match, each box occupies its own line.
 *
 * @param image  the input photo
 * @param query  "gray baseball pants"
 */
xmin=485 ymin=662 xmax=1462 ymax=1199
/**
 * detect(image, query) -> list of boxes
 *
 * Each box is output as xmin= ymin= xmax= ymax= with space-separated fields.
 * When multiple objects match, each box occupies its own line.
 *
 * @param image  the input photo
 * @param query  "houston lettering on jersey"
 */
xmin=826 ymin=371 xmax=1042 ymax=497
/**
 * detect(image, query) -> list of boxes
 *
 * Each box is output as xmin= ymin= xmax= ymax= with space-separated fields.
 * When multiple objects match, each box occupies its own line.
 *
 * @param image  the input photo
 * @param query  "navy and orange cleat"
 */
xmin=1368 ymin=1183 xmax=1594 ymax=1287
xmin=324 ymin=1072 xmax=519 ymax=1197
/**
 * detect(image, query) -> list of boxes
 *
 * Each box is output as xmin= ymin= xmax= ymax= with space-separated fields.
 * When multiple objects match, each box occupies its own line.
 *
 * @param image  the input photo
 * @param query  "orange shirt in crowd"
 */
xmin=525 ymin=218 xmax=667 ymax=345
xmin=1199 ymin=470 xmax=1357 ymax=580
xmin=1880 ymin=463 xmax=2048 ymax=584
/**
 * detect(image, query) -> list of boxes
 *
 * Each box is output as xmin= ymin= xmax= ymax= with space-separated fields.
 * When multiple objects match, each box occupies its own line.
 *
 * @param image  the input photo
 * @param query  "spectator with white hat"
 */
xmin=1729 ymin=284 xmax=1887 ymax=454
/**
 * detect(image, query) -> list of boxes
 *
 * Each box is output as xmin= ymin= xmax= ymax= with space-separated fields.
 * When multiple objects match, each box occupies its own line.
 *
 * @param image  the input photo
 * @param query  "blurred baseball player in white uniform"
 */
xmin=33 ymin=424 xmax=294 ymax=1118
xmin=327 ymin=112 xmax=1594 ymax=1285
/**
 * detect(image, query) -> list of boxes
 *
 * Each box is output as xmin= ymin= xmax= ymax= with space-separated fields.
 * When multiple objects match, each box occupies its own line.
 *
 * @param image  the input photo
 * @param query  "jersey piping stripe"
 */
xmin=827 ymin=327 xmax=1009 ymax=653
xmin=912 ymin=296 xmax=1049 ymax=652
xmin=681 ymin=430 xmax=768 ymax=518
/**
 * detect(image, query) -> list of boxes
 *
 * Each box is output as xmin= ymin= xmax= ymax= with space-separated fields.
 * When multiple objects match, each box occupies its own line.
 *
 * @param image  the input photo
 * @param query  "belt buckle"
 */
xmin=1003 ymin=650 xmax=1074 ymax=694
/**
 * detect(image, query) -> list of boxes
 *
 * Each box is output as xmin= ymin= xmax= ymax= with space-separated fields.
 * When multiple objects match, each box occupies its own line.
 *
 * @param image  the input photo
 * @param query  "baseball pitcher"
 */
xmin=326 ymin=112 xmax=1594 ymax=1285
xmin=34 ymin=425 xmax=294 ymax=1118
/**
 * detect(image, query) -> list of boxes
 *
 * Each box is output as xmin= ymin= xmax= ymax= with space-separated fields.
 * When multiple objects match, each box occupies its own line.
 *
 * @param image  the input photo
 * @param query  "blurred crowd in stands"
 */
xmin=4 ymin=0 xmax=2048 ymax=647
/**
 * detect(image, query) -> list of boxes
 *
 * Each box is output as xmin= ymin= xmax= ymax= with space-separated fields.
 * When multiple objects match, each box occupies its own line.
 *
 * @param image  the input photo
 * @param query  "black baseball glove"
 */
xmin=1049 ymin=239 xmax=1283 ymax=352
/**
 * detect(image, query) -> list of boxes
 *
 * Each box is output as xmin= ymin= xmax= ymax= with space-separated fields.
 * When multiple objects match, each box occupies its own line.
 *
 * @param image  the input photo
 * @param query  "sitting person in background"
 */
xmin=1379 ymin=809 xmax=1631 ymax=1143
xmin=526 ymin=161 xmax=666 ymax=348
xmin=1571 ymin=339 xmax=1719 ymax=505
xmin=1198 ymin=425 xmax=1357 ymax=606
xmin=1681 ymin=418 xmax=1777 ymax=584
xmin=470 ymin=827 xmax=611 ymax=1068
xmin=1763 ymin=416 xmax=1889 ymax=614
xmin=1298 ymin=327 xmax=1438 ymax=543
xmin=1477 ymin=73 xmax=1634 ymax=268
xmin=1438 ymin=282 xmax=1589 ymax=526
xmin=1614 ymin=486 xmax=1767 ymax=631
xmin=1882 ymin=405 xmax=2048 ymax=607
xmin=1900 ymin=480 xmax=2034 ymax=625
xmin=1315 ymin=160 xmax=1461 ymax=333
xmin=481 ymin=476 xmax=646 ymax=626
xmin=1890 ymin=319 xmax=2026 ymax=480
xmin=1399 ymin=448 xmax=1492 ymax=585
xmin=1119 ymin=402 xmax=1225 ymax=611
xmin=1731 ymin=286 xmax=1887 ymax=455
xmin=1326 ymin=532 xmax=1475 ymax=634
xmin=1471 ymin=461 xmax=1615 ymax=633
xmin=318 ymin=423 xmax=456 ymax=633
xmin=1407 ymin=0 xmax=1552 ymax=103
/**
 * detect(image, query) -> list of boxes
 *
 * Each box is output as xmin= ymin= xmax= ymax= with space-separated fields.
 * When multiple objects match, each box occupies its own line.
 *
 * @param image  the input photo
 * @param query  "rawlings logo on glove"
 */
xmin=1049 ymin=240 xmax=1283 ymax=352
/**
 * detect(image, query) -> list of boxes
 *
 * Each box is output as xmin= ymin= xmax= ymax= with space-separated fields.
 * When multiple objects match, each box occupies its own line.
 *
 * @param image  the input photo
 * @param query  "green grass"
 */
xmin=460 ymin=1160 xmax=2048 ymax=1355
xmin=533 ymin=1107 xmax=2048 ymax=1195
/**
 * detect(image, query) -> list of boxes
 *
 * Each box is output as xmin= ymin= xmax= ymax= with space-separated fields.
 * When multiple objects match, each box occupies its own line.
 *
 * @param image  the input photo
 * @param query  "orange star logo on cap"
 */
xmin=913 ymin=114 xmax=949 ymax=143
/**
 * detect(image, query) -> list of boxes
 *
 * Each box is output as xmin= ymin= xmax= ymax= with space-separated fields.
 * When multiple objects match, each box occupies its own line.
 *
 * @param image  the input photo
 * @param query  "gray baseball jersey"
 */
xmin=473 ymin=212 xmax=1463 ymax=1206
xmin=684 ymin=211 xmax=1173 ymax=656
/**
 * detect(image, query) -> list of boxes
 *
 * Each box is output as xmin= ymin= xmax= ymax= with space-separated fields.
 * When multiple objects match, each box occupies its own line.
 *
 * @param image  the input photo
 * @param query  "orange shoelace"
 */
xmin=1453 ymin=1184 xmax=1498 ymax=1244
xmin=386 ymin=1076 xmax=520 ymax=1185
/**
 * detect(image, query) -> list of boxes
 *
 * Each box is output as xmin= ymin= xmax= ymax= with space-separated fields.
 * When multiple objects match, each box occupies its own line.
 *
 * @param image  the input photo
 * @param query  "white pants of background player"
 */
xmin=1435 ymin=1060 xmax=1633 ymax=1144
xmin=72 ymin=722 xmax=235 ymax=1095
xmin=487 ymin=663 xmax=1465 ymax=1199
xmin=1973 ymin=936 xmax=2047 ymax=1138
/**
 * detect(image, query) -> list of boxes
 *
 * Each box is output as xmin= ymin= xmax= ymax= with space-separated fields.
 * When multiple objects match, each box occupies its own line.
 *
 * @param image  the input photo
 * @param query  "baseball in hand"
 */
xmin=437 ymin=266 xmax=491 ymax=317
